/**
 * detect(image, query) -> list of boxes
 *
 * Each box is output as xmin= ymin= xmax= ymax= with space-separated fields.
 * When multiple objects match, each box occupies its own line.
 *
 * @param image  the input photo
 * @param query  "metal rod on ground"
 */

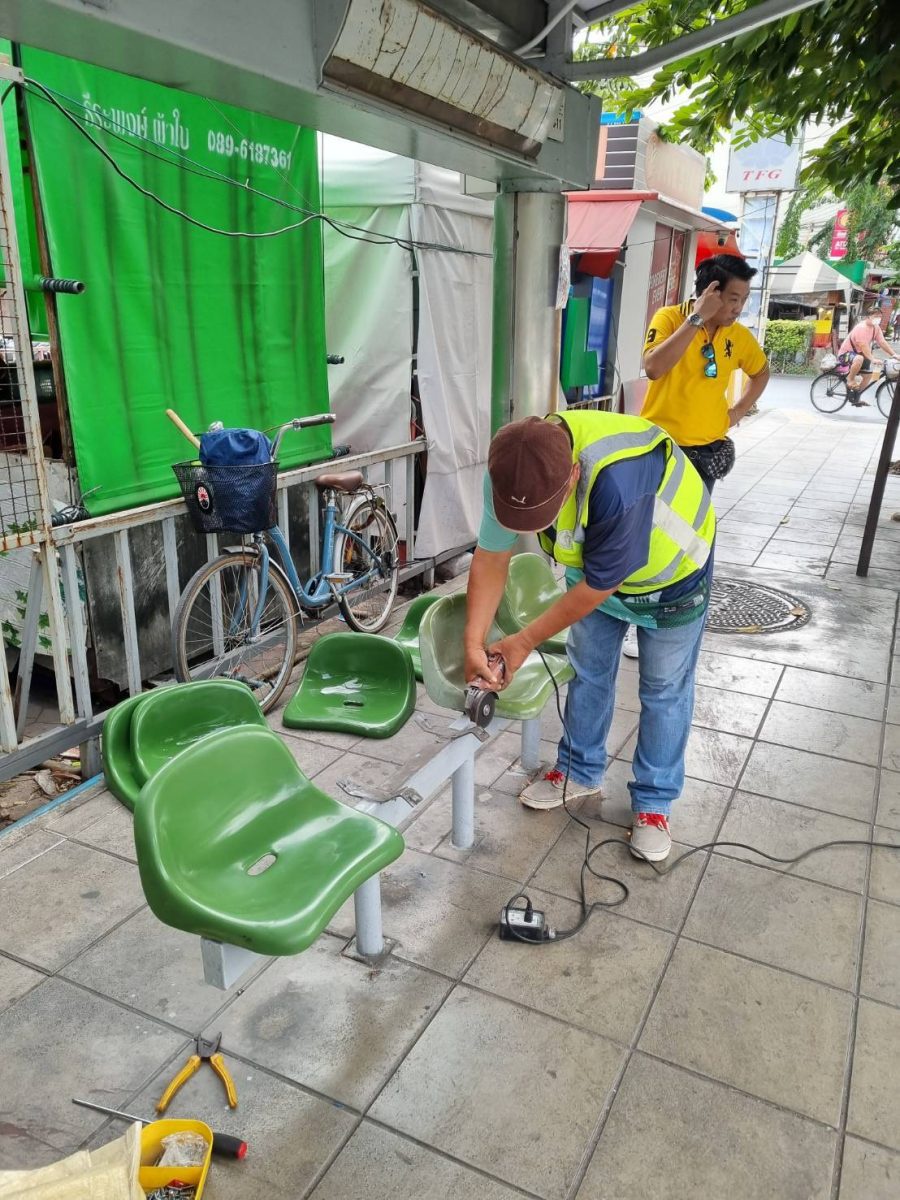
xmin=857 ymin=376 xmax=900 ymax=576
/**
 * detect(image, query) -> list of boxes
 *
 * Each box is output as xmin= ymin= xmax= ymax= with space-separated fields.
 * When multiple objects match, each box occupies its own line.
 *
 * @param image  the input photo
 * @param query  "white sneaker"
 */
xmin=629 ymin=812 xmax=672 ymax=862
xmin=622 ymin=626 xmax=639 ymax=659
xmin=519 ymin=769 xmax=602 ymax=811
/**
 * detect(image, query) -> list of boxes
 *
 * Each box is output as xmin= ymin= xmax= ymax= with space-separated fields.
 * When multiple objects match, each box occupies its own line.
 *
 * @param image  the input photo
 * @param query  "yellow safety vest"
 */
xmin=536 ymin=411 xmax=715 ymax=594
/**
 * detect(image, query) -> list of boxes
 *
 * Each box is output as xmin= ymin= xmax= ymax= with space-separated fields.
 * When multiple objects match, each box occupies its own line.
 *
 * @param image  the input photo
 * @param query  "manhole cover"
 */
xmin=707 ymin=578 xmax=811 ymax=634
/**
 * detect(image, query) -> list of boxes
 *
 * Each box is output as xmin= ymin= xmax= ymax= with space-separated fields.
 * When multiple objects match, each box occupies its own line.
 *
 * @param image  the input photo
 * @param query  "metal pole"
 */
xmin=353 ymin=875 xmax=385 ymax=956
xmin=520 ymin=716 xmax=542 ymax=773
xmin=450 ymin=750 xmax=475 ymax=849
xmin=491 ymin=189 xmax=566 ymax=430
xmin=857 ymin=376 xmax=899 ymax=577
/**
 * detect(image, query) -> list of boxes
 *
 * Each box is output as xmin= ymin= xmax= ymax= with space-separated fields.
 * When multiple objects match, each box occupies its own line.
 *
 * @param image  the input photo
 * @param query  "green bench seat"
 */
xmin=134 ymin=726 xmax=405 ymax=957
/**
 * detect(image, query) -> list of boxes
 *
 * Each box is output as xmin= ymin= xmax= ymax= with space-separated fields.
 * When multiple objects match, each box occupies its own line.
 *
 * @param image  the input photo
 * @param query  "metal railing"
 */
xmin=2 ymin=438 xmax=426 ymax=781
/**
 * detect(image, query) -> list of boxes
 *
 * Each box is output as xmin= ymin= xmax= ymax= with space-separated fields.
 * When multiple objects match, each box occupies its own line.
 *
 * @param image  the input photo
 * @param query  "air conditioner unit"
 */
xmin=314 ymin=0 xmax=565 ymax=159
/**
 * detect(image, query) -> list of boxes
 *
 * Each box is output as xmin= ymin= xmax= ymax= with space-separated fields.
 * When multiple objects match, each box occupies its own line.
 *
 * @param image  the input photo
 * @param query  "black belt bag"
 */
xmin=680 ymin=437 xmax=736 ymax=481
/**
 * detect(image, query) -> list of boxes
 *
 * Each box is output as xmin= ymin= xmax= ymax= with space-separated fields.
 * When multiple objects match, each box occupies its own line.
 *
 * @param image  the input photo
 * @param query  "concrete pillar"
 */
xmin=491 ymin=188 xmax=567 ymax=431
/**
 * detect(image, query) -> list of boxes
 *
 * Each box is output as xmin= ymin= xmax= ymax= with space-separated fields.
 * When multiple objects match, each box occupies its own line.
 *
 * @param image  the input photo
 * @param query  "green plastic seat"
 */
xmin=283 ymin=632 xmax=416 ymax=738
xmin=101 ymin=680 xmax=266 ymax=812
xmin=419 ymin=593 xmax=574 ymax=720
xmin=393 ymin=594 xmax=441 ymax=680
xmin=496 ymin=553 xmax=568 ymax=655
xmin=134 ymin=726 xmax=405 ymax=956
xmin=101 ymin=692 xmax=151 ymax=811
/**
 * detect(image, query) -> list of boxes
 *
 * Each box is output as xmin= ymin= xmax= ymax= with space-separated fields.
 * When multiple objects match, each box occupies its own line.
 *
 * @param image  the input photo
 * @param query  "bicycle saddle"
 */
xmin=314 ymin=471 xmax=364 ymax=492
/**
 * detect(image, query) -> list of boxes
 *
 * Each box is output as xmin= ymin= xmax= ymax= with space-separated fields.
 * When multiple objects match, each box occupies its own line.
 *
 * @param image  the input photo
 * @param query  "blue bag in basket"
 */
xmin=199 ymin=427 xmax=273 ymax=466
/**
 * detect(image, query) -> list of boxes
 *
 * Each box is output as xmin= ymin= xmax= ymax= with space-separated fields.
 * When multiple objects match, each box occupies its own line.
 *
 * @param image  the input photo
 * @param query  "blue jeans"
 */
xmin=555 ymin=608 xmax=706 ymax=817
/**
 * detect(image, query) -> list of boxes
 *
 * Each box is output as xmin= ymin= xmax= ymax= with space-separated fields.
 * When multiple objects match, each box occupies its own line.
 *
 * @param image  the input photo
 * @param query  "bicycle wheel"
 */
xmin=172 ymin=550 xmax=298 ymax=713
xmin=810 ymin=372 xmax=848 ymax=413
xmin=333 ymin=496 xmax=400 ymax=633
xmin=876 ymin=379 xmax=896 ymax=419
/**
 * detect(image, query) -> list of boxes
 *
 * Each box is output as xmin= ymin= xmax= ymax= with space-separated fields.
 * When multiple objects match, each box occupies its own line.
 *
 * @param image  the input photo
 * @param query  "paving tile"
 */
xmin=533 ymin=821 xmax=705 ymax=933
xmin=848 ymin=999 xmax=900 ymax=1151
xmin=640 ymin=941 xmax=853 ymax=1124
xmin=715 ymin=542 xmax=765 ymax=566
xmin=839 ymin=1136 xmax=900 ymax=1200
xmin=0 ymin=977 xmax=185 ymax=1153
xmin=618 ymin=725 xmax=752 ymax=789
xmin=684 ymin=856 xmax=862 ymax=989
xmin=590 ymin=757 xmax=730 ymax=847
xmin=717 ymin=518 xmax=781 ymax=539
xmin=67 ymin=803 xmax=137 ymax=861
xmin=754 ymin=550 xmax=828 ymax=576
xmin=130 ymin=1057 xmax=356 ymax=1200
xmin=216 ymin=933 xmax=451 ymax=1108
xmin=691 ymin=683 xmax=768 ymax=737
xmin=309 ymin=1120 xmax=523 ymax=1200
xmin=759 ymin=699 xmax=883 ymax=766
xmin=61 ymin=905 xmax=255 ymax=1031
xmin=355 ymin=718 xmax=451 ymax=766
xmin=465 ymin=889 xmax=672 ymax=1043
xmin=267 ymin=712 xmax=361 ymax=752
xmin=0 ymin=1129 xmax=64 ymax=1171
xmin=883 ymin=724 xmax=900 ymax=774
xmin=576 ymin=1054 xmax=835 ymax=1200
xmin=769 ymin=537 xmax=838 ymax=559
xmin=869 ymin=827 xmax=900 ymax=906
xmin=694 ymin=651 xmax=782 ymax=697
xmin=37 ymin=785 xmax=113 ymax=835
xmin=861 ymin=899 xmax=900 ymax=1006
xmin=888 ymin=685 xmax=900 ymax=725
xmin=0 ymin=952 xmax=43 ymax=1014
xmin=0 ymin=840 xmax=143 ymax=971
xmin=0 ymin=826 xmax=63 ymax=880
xmin=431 ymin=788 xmax=571 ymax=880
xmin=473 ymin=731 xmax=527 ymax=790
xmin=329 ymin=848 xmax=515 ymax=978
xmin=740 ymin=742 xmax=876 ymax=822
xmin=278 ymin=733 xmax=343 ymax=779
xmin=776 ymin=667 xmax=886 ymax=721
xmin=876 ymin=770 xmax=900 ymax=831
xmin=370 ymin=985 xmax=624 ymax=1199
xmin=309 ymin=749 xmax=413 ymax=804
xmin=717 ymin=791 xmax=869 ymax=893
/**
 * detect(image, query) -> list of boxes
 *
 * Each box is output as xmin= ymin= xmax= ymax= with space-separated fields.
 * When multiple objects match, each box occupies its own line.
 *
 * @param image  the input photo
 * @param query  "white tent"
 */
xmin=320 ymin=135 xmax=494 ymax=559
xmin=768 ymin=251 xmax=861 ymax=304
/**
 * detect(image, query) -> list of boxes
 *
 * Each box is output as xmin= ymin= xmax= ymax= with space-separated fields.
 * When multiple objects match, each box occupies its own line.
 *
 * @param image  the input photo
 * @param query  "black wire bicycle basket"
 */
xmin=173 ymin=460 xmax=278 ymax=534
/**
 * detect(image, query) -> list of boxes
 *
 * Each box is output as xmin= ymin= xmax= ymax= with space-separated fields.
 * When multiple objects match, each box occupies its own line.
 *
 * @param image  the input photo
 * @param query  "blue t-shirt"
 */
xmin=478 ymin=445 xmax=712 ymax=611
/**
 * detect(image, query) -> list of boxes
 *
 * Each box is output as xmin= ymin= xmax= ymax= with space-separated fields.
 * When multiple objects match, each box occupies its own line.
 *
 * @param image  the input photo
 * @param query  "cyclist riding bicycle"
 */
xmin=838 ymin=308 xmax=899 ymax=405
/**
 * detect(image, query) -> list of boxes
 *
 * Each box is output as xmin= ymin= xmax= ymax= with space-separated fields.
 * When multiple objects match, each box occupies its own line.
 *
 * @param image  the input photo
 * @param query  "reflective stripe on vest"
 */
xmin=536 ymin=411 xmax=715 ymax=594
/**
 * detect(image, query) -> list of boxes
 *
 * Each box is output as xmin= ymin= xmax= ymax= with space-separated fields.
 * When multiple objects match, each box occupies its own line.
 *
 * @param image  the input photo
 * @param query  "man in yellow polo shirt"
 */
xmin=641 ymin=254 xmax=770 ymax=494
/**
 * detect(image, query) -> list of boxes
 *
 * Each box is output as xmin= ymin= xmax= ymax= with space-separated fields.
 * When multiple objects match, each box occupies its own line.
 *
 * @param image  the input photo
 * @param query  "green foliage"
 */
xmin=764 ymin=320 xmax=814 ymax=356
xmin=764 ymin=319 xmax=814 ymax=373
xmin=775 ymin=191 xmax=811 ymax=260
xmin=589 ymin=0 xmax=900 ymax=199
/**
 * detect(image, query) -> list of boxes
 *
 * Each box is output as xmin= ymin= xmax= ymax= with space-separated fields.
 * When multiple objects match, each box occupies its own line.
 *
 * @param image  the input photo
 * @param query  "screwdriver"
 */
xmin=72 ymin=1097 xmax=248 ymax=1159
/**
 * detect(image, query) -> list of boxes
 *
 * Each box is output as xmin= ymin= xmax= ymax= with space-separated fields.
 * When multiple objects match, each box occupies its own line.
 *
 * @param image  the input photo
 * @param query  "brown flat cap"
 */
xmin=488 ymin=416 xmax=573 ymax=533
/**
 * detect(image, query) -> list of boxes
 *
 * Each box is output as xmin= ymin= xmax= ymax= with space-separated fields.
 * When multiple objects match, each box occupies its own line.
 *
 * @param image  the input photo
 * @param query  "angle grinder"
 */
xmin=464 ymin=653 xmax=505 ymax=729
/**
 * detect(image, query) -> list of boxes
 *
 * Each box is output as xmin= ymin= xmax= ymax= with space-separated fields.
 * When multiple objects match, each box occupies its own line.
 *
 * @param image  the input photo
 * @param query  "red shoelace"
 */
xmin=544 ymin=769 xmax=566 ymax=786
xmin=635 ymin=812 xmax=669 ymax=831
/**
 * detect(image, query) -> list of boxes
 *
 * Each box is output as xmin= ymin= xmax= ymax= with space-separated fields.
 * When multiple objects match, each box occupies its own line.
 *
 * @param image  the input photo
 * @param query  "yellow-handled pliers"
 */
xmin=156 ymin=1032 xmax=238 ymax=1113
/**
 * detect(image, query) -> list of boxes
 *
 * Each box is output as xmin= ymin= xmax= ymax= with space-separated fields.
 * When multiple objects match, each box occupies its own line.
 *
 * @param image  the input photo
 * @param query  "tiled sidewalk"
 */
xmin=1 ymin=403 xmax=900 ymax=1198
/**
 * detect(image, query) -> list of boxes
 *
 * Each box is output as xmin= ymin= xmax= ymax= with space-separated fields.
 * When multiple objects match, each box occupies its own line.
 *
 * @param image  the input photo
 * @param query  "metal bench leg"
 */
xmin=353 ymin=874 xmax=385 ymax=957
xmin=520 ymin=716 xmax=541 ymax=773
xmin=451 ymin=747 xmax=475 ymax=850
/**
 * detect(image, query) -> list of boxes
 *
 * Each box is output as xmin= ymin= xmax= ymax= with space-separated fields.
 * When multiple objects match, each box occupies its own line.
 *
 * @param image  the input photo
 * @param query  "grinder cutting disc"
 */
xmin=464 ymin=686 xmax=496 ymax=728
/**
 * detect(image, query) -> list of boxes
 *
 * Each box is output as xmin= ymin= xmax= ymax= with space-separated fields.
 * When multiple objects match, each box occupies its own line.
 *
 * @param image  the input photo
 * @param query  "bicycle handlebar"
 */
xmin=271 ymin=413 xmax=336 ymax=457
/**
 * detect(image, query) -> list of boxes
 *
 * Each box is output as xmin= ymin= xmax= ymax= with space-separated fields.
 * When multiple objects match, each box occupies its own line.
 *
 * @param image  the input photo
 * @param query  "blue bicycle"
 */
xmin=171 ymin=413 xmax=400 ymax=711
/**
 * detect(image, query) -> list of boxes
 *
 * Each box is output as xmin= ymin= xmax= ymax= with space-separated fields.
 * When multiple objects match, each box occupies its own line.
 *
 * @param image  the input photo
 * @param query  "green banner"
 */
xmin=20 ymin=47 xmax=330 ymax=515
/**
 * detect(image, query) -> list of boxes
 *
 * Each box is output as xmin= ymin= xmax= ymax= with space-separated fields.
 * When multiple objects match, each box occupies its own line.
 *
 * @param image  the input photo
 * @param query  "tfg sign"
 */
xmin=726 ymin=133 xmax=802 ymax=193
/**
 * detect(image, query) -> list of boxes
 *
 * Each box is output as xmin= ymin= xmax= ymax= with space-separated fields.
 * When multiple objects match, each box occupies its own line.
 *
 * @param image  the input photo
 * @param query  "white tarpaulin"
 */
xmin=320 ymin=135 xmax=493 ymax=558
xmin=768 ymin=251 xmax=859 ymax=303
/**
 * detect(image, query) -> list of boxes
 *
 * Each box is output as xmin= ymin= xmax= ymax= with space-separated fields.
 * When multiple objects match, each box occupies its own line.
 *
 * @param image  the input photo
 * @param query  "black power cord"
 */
xmin=501 ymin=645 xmax=900 ymax=947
